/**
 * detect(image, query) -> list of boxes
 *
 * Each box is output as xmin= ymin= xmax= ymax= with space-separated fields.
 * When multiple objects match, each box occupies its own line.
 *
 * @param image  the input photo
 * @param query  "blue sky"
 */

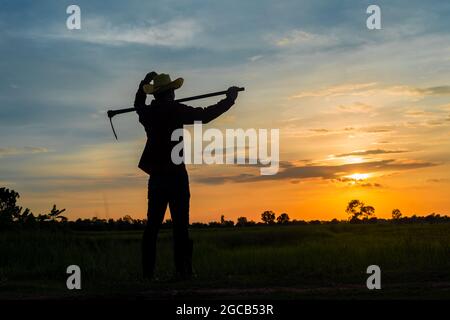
xmin=1 ymin=0 xmax=449 ymax=220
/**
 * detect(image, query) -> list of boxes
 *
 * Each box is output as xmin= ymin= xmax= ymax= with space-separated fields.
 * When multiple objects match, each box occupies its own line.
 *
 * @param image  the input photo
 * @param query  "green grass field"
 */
xmin=1 ymin=223 xmax=449 ymax=299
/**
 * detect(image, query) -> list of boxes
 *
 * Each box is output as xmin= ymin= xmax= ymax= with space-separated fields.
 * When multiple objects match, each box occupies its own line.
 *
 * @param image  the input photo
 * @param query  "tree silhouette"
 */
xmin=1 ymin=187 xmax=68 ymax=229
xmin=346 ymin=200 xmax=375 ymax=222
xmin=3 ymin=186 xmax=450 ymax=231
xmin=17 ymin=207 xmax=35 ymax=224
xmin=392 ymin=208 xmax=402 ymax=220
xmin=0 ymin=187 xmax=37 ymax=227
xmin=346 ymin=200 xmax=362 ymax=220
xmin=261 ymin=210 xmax=276 ymax=224
xmin=122 ymin=214 xmax=134 ymax=224
xmin=49 ymin=204 xmax=67 ymax=222
xmin=361 ymin=205 xmax=375 ymax=217
xmin=277 ymin=213 xmax=290 ymax=224
xmin=0 ymin=187 xmax=22 ymax=226
xmin=36 ymin=205 xmax=67 ymax=223
xmin=236 ymin=216 xmax=248 ymax=227
xmin=220 ymin=215 xmax=234 ymax=227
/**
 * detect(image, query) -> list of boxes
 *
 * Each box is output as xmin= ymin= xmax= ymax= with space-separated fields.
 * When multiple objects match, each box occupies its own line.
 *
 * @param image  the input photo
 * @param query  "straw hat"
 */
xmin=143 ymin=73 xmax=184 ymax=94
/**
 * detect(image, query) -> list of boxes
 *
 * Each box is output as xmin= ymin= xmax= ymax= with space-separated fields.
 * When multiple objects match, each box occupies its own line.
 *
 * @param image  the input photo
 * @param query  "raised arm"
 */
xmin=134 ymin=72 xmax=157 ymax=109
xmin=134 ymin=72 xmax=158 ymax=126
xmin=179 ymin=86 xmax=240 ymax=124
xmin=133 ymin=80 xmax=148 ymax=109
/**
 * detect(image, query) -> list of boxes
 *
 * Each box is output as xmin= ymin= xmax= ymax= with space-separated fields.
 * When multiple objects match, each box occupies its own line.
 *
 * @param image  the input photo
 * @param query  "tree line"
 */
xmin=1 ymin=187 xmax=449 ymax=231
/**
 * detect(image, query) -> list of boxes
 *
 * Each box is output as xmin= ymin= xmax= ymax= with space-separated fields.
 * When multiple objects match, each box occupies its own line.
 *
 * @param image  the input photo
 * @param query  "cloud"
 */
xmin=0 ymin=146 xmax=49 ymax=158
xmin=426 ymin=120 xmax=446 ymax=126
xmin=275 ymin=30 xmax=314 ymax=46
xmin=336 ymin=102 xmax=374 ymax=113
xmin=334 ymin=149 xmax=408 ymax=158
xmin=290 ymin=83 xmax=377 ymax=99
xmin=335 ymin=177 xmax=384 ymax=188
xmin=309 ymin=128 xmax=330 ymax=133
xmin=42 ymin=18 xmax=202 ymax=47
xmin=290 ymin=83 xmax=450 ymax=99
xmin=360 ymin=183 xmax=383 ymax=188
xmin=269 ymin=29 xmax=339 ymax=49
xmin=404 ymin=109 xmax=431 ymax=117
xmin=14 ymin=173 xmax=148 ymax=194
xmin=194 ymin=159 xmax=436 ymax=185
xmin=427 ymin=178 xmax=448 ymax=183
xmin=361 ymin=125 xmax=396 ymax=133
xmin=249 ymin=55 xmax=263 ymax=62
xmin=421 ymin=86 xmax=450 ymax=95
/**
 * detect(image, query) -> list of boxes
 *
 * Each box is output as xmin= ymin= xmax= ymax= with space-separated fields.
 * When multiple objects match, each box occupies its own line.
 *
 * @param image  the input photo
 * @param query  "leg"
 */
xmin=168 ymin=170 xmax=192 ymax=278
xmin=142 ymin=177 xmax=168 ymax=279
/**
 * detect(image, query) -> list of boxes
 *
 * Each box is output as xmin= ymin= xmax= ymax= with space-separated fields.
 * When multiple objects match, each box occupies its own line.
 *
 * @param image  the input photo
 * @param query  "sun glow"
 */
xmin=347 ymin=173 xmax=370 ymax=180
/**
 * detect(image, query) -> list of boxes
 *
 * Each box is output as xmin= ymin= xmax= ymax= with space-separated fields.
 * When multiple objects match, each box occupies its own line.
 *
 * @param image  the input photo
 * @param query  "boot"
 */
xmin=185 ymin=238 xmax=193 ymax=276
xmin=174 ymin=238 xmax=193 ymax=280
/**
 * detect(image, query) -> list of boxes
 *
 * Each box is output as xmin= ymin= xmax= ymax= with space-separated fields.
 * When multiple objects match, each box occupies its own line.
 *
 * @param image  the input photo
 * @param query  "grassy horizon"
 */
xmin=1 ymin=223 xmax=449 ymax=299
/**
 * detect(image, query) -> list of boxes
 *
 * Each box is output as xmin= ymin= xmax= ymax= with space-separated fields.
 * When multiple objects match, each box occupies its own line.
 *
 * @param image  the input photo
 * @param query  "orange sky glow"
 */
xmin=1 ymin=2 xmax=449 ymax=223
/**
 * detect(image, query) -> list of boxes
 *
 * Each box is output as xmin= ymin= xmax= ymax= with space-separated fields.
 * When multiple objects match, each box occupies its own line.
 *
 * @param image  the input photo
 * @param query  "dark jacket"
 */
xmin=134 ymin=84 xmax=235 ymax=175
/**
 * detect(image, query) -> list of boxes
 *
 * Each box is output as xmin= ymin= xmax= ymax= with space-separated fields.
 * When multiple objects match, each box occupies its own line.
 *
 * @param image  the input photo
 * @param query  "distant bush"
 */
xmin=277 ymin=213 xmax=290 ymax=224
xmin=261 ymin=210 xmax=276 ymax=225
xmin=236 ymin=216 xmax=248 ymax=227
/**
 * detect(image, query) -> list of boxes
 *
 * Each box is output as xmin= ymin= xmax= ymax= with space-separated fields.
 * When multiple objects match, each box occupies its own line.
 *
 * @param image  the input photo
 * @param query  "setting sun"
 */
xmin=346 ymin=173 xmax=370 ymax=180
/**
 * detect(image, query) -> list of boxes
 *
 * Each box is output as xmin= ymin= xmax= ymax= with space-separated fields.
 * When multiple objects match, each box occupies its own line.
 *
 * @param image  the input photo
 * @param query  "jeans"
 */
xmin=142 ymin=168 xmax=192 ymax=278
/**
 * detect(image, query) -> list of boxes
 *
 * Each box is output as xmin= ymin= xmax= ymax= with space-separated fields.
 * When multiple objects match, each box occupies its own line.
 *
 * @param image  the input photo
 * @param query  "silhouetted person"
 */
xmin=134 ymin=72 xmax=239 ymax=280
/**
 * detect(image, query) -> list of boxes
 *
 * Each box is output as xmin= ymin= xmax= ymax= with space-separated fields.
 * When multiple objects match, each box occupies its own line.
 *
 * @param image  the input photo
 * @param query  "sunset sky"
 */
xmin=1 ymin=0 xmax=449 ymax=222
